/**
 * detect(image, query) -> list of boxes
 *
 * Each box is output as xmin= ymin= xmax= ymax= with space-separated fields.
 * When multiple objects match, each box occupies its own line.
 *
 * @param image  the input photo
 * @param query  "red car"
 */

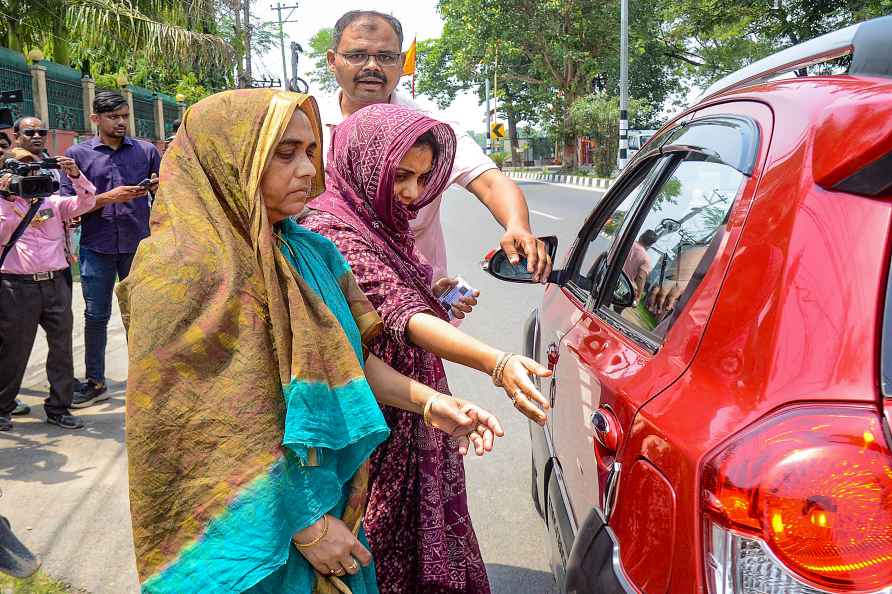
xmin=485 ymin=15 xmax=892 ymax=594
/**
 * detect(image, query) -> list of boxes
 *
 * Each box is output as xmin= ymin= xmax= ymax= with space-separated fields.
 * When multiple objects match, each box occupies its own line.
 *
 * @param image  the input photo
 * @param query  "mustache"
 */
xmin=354 ymin=71 xmax=386 ymax=84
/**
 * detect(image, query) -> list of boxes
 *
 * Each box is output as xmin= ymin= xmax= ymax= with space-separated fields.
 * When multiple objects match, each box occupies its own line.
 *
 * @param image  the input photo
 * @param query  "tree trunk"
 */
xmin=561 ymin=110 xmax=577 ymax=168
xmin=506 ymin=104 xmax=521 ymax=166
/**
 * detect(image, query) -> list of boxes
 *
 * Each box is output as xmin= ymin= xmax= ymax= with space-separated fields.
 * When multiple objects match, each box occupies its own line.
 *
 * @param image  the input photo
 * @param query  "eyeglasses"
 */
xmin=337 ymin=52 xmax=402 ymax=67
xmin=21 ymin=129 xmax=48 ymax=138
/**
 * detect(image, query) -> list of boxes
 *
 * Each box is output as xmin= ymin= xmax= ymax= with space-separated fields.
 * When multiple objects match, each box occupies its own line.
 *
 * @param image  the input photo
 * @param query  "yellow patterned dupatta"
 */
xmin=117 ymin=90 xmax=389 ymax=594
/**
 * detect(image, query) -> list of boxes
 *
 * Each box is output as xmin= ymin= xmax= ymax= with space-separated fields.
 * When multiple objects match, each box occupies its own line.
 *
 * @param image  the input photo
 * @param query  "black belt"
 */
xmin=0 ymin=269 xmax=66 ymax=282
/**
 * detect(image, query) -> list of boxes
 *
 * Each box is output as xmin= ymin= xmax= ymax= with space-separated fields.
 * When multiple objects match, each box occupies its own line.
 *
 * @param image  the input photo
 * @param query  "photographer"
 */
xmin=0 ymin=150 xmax=96 ymax=431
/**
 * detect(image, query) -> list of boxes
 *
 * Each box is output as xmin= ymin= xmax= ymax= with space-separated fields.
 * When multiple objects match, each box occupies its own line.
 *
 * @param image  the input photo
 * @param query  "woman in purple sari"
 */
xmin=302 ymin=104 xmax=552 ymax=594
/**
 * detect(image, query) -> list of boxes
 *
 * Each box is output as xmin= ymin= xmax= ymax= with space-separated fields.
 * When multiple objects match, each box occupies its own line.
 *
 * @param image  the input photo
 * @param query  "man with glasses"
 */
xmin=318 ymin=10 xmax=552 ymax=287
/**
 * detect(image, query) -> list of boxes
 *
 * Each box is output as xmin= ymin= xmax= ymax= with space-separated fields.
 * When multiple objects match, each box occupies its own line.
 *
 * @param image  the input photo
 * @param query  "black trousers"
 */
xmin=0 ymin=273 xmax=74 ymax=417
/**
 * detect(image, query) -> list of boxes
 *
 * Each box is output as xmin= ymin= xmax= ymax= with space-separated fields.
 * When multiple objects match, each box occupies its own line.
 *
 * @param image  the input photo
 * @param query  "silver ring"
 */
xmin=349 ymin=561 xmax=358 ymax=571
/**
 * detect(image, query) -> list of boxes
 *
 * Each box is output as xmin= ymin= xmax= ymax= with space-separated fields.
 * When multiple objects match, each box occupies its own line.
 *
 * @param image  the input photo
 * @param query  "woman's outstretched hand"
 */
xmin=428 ymin=396 xmax=504 ymax=456
xmin=499 ymin=356 xmax=552 ymax=426
xmin=294 ymin=515 xmax=371 ymax=578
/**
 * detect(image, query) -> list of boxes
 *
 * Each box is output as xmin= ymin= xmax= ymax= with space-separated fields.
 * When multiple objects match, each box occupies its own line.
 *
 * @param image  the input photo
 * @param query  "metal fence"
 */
xmin=45 ymin=62 xmax=85 ymax=131
xmin=162 ymin=96 xmax=179 ymax=138
xmin=131 ymin=86 xmax=157 ymax=140
xmin=0 ymin=48 xmax=34 ymax=124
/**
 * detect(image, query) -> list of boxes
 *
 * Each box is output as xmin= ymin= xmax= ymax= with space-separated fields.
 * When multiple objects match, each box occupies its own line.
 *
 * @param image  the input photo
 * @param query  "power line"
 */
xmin=270 ymin=2 xmax=299 ymax=90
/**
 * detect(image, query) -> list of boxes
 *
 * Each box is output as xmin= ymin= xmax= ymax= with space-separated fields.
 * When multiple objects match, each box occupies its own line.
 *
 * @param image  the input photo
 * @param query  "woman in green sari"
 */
xmin=117 ymin=90 xmax=502 ymax=594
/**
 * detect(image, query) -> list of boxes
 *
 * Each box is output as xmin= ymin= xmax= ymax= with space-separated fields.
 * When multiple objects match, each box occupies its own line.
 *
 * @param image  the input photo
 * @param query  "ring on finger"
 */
xmin=348 ymin=560 xmax=359 ymax=571
xmin=511 ymin=389 xmax=523 ymax=403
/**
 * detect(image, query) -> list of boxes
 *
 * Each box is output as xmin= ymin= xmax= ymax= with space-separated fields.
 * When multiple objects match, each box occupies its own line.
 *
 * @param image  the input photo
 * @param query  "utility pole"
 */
xmin=271 ymin=2 xmax=300 ymax=90
xmin=244 ymin=0 xmax=253 ymax=83
xmin=233 ymin=0 xmax=244 ymax=86
xmin=484 ymin=78 xmax=491 ymax=154
xmin=618 ymin=0 xmax=629 ymax=170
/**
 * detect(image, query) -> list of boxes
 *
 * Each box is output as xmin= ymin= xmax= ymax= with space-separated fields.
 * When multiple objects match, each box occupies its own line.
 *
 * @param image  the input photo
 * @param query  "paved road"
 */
xmin=439 ymin=181 xmax=603 ymax=594
xmin=0 ymin=180 xmax=601 ymax=593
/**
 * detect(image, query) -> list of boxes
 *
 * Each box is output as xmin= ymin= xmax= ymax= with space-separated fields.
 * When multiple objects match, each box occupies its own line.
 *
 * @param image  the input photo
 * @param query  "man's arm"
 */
xmin=466 ymin=169 xmax=551 ymax=282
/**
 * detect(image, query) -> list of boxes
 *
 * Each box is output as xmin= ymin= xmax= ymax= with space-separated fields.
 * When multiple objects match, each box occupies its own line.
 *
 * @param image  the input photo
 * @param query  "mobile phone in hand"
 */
xmin=138 ymin=178 xmax=153 ymax=189
xmin=438 ymin=276 xmax=476 ymax=321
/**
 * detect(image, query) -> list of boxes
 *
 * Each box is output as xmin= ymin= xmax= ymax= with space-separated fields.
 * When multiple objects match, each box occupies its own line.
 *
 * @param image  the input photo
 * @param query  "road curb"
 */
xmin=506 ymin=170 xmax=614 ymax=190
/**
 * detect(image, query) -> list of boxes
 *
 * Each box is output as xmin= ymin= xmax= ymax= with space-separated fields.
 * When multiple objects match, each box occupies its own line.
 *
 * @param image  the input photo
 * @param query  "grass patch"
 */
xmin=0 ymin=571 xmax=84 ymax=594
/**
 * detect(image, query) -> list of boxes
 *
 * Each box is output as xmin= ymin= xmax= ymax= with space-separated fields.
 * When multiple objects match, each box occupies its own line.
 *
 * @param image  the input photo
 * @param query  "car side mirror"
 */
xmin=612 ymin=271 xmax=635 ymax=308
xmin=482 ymin=236 xmax=560 ymax=283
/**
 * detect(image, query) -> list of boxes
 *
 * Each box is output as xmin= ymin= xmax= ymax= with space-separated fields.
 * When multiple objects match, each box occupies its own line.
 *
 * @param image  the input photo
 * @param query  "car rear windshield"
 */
xmin=883 ymin=255 xmax=892 ymax=398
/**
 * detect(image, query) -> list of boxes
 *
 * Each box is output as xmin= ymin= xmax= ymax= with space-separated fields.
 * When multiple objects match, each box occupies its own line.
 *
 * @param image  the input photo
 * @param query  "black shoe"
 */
xmin=11 ymin=399 xmax=30 ymax=416
xmin=0 ymin=415 xmax=10 ymax=432
xmin=46 ymin=413 xmax=84 ymax=430
xmin=0 ymin=514 xmax=41 ymax=578
xmin=71 ymin=379 xmax=108 ymax=409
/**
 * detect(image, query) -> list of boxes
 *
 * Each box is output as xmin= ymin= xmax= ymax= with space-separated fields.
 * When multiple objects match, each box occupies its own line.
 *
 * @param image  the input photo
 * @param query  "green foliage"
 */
xmin=0 ymin=0 xmax=234 ymax=102
xmin=570 ymin=94 xmax=648 ymax=177
xmin=306 ymin=28 xmax=338 ymax=94
xmin=93 ymin=73 xmax=120 ymax=90
xmin=173 ymin=72 xmax=211 ymax=104
xmin=656 ymin=0 xmax=892 ymax=86
xmin=489 ymin=152 xmax=507 ymax=169
xmin=419 ymin=0 xmax=681 ymax=167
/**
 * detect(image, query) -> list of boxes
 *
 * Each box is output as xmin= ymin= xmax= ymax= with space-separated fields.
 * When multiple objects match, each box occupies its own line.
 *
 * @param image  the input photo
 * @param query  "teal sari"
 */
xmin=142 ymin=220 xmax=389 ymax=594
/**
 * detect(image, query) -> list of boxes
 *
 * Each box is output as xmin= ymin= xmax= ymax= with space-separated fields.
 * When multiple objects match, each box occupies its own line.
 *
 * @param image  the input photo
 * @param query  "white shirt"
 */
xmin=315 ymin=90 xmax=496 ymax=280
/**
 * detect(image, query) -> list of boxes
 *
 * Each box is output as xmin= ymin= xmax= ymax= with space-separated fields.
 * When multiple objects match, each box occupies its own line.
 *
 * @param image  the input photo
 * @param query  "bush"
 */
xmin=489 ymin=152 xmax=507 ymax=169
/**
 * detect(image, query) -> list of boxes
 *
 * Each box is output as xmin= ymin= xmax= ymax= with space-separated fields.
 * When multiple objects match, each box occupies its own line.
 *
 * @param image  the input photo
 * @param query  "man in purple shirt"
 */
xmin=59 ymin=91 xmax=160 ymax=407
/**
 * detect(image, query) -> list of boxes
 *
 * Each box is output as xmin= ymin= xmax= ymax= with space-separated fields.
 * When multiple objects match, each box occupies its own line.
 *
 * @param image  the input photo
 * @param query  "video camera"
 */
xmin=0 ymin=157 xmax=60 ymax=200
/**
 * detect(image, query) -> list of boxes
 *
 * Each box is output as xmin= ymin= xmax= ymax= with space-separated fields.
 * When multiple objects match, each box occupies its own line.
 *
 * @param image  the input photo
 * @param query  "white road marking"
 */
xmin=531 ymin=209 xmax=562 ymax=221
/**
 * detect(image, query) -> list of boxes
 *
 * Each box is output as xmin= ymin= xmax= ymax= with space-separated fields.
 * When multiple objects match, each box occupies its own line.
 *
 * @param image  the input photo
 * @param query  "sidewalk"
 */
xmin=505 ymin=169 xmax=614 ymax=190
xmin=0 ymin=286 xmax=139 ymax=593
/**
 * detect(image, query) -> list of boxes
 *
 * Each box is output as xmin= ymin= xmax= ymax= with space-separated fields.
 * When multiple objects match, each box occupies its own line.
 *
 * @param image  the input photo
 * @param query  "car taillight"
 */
xmin=702 ymin=406 xmax=892 ymax=594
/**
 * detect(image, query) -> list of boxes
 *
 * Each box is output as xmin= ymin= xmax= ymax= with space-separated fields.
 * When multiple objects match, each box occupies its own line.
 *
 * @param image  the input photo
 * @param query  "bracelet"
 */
xmin=423 ymin=394 xmax=441 ymax=427
xmin=294 ymin=515 xmax=329 ymax=549
xmin=492 ymin=352 xmax=516 ymax=387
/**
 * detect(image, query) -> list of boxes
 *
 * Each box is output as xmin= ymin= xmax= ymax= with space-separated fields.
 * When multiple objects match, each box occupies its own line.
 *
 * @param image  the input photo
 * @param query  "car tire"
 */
xmin=531 ymin=453 xmax=543 ymax=518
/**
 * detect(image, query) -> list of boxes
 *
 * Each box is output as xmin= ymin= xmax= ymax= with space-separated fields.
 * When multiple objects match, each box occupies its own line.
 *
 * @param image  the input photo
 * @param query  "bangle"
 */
xmin=294 ymin=515 xmax=329 ymax=549
xmin=492 ymin=352 xmax=516 ymax=387
xmin=423 ymin=394 xmax=441 ymax=427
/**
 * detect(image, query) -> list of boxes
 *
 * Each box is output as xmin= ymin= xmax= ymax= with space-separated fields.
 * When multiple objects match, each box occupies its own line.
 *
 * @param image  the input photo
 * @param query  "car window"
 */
xmin=567 ymin=159 xmax=670 ymax=303
xmin=602 ymin=156 xmax=746 ymax=343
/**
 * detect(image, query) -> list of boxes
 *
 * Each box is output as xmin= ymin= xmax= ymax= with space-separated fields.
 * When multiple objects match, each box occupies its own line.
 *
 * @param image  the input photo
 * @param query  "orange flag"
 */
xmin=403 ymin=37 xmax=417 ymax=97
xmin=403 ymin=37 xmax=417 ymax=76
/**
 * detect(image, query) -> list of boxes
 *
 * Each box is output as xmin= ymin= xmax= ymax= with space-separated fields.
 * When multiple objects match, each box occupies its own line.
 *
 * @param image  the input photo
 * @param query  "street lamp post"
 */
xmin=618 ymin=0 xmax=629 ymax=170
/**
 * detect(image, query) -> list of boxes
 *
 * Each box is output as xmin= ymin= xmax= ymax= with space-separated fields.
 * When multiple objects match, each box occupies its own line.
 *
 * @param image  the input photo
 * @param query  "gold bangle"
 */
xmin=492 ymin=352 xmax=516 ymax=387
xmin=295 ymin=515 xmax=329 ymax=549
xmin=423 ymin=394 xmax=440 ymax=427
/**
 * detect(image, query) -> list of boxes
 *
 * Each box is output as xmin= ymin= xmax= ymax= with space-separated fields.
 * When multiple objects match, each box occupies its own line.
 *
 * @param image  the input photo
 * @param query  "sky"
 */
xmin=252 ymin=1 xmax=487 ymax=133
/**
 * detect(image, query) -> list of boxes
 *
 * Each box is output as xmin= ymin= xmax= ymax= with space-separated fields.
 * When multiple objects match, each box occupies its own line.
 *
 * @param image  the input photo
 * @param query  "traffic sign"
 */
xmin=490 ymin=122 xmax=506 ymax=140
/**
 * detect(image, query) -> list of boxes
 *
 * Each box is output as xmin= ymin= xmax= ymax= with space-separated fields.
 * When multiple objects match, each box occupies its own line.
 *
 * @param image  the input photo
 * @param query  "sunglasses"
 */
xmin=21 ymin=128 xmax=49 ymax=138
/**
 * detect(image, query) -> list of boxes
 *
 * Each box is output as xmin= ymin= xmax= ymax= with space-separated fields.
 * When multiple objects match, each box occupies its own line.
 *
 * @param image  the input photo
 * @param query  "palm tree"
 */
xmin=0 ymin=0 xmax=232 ymax=74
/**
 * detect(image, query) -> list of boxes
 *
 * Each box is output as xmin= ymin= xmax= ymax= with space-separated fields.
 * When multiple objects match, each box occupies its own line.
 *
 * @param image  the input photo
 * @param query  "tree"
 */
xmin=306 ymin=28 xmax=338 ymax=93
xmin=0 ymin=0 xmax=237 ymax=101
xmin=657 ymin=0 xmax=892 ymax=85
xmin=418 ymin=0 xmax=680 ymax=168
xmin=571 ymin=93 xmax=647 ymax=176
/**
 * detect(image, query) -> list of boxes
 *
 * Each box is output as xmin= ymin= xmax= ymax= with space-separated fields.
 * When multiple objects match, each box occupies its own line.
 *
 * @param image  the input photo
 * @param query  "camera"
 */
xmin=0 ymin=158 xmax=60 ymax=200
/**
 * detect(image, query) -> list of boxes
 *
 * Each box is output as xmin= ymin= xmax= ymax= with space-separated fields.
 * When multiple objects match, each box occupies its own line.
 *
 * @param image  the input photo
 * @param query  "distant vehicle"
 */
xmin=627 ymin=129 xmax=657 ymax=159
xmin=483 ymin=14 xmax=892 ymax=594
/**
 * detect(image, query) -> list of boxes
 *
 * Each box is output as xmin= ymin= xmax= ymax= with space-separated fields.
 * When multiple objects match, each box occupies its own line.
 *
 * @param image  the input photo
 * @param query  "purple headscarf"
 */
xmin=311 ymin=103 xmax=456 ymax=312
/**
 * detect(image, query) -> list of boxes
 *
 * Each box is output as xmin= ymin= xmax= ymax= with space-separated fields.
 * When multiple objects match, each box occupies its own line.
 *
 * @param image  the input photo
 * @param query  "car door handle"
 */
xmin=546 ymin=342 xmax=560 ymax=370
xmin=591 ymin=407 xmax=621 ymax=452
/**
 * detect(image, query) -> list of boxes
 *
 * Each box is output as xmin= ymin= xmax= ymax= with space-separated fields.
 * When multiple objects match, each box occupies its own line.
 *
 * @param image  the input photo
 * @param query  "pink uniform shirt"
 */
xmin=317 ymin=90 xmax=496 ymax=281
xmin=0 ymin=175 xmax=96 ymax=274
